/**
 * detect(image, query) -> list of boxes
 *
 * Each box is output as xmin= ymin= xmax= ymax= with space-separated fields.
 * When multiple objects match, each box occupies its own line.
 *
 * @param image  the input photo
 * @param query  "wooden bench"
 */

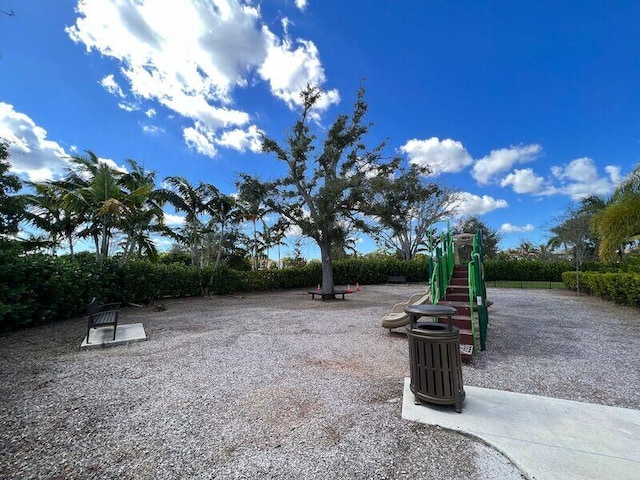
xmin=86 ymin=298 xmax=120 ymax=343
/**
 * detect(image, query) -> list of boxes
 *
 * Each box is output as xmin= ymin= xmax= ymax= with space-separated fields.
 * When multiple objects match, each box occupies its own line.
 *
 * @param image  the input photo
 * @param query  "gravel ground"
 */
xmin=1 ymin=285 xmax=638 ymax=479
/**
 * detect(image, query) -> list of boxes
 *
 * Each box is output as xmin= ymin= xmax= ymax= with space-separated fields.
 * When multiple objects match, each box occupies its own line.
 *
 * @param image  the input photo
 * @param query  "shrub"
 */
xmin=0 ymin=253 xmax=430 ymax=330
xmin=484 ymin=259 xmax=572 ymax=282
xmin=562 ymin=271 xmax=640 ymax=307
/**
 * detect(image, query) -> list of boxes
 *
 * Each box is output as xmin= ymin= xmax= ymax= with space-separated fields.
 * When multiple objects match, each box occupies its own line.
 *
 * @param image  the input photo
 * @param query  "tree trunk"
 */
xmin=100 ymin=221 xmax=109 ymax=264
xmin=67 ymin=235 xmax=75 ymax=259
xmin=319 ymin=241 xmax=335 ymax=294
xmin=277 ymin=244 xmax=281 ymax=269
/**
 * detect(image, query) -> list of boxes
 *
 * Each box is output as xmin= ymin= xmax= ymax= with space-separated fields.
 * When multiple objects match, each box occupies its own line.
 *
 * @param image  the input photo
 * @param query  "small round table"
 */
xmin=404 ymin=304 xmax=458 ymax=330
xmin=404 ymin=304 xmax=465 ymax=412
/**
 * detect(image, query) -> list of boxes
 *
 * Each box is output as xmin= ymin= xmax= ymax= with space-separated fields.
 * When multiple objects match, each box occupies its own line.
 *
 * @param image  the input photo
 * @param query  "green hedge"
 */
xmin=562 ymin=271 xmax=640 ymax=307
xmin=0 ymin=254 xmax=430 ymax=330
xmin=484 ymin=260 xmax=573 ymax=282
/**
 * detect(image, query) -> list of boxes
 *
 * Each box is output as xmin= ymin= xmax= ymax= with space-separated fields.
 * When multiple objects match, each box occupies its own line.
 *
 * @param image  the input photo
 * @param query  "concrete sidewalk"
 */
xmin=402 ymin=378 xmax=640 ymax=480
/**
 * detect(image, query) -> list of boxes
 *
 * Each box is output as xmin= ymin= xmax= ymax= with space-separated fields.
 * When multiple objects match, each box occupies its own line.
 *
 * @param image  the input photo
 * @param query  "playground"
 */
xmin=1 ymin=284 xmax=638 ymax=479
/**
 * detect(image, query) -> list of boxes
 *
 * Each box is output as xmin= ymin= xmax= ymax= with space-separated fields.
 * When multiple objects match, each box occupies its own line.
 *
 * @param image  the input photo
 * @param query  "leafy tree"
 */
xmin=0 ymin=141 xmax=25 ymax=238
xmin=252 ymin=85 xmax=398 ymax=293
xmin=548 ymin=198 xmax=601 ymax=263
xmin=364 ymin=164 xmax=455 ymax=260
xmin=591 ymin=164 xmax=640 ymax=261
xmin=548 ymin=201 xmax=600 ymax=294
xmin=453 ymin=216 xmax=502 ymax=260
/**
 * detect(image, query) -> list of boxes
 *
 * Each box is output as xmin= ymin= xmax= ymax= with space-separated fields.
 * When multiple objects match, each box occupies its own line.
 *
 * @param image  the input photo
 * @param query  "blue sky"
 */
xmin=1 ymin=1 xmax=638 ymax=258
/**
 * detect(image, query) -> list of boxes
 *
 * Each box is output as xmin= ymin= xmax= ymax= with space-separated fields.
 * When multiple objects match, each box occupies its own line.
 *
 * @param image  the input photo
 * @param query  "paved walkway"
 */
xmin=402 ymin=378 xmax=640 ymax=480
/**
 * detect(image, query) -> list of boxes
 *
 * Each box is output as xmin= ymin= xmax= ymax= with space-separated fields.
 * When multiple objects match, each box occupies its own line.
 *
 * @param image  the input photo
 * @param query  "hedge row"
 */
xmin=0 ymin=254 xmax=430 ymax=330
xmin=484 ymin=260 xmax=573 ymax=282
xmin=562 ymin=271 xmax=640 ymax=307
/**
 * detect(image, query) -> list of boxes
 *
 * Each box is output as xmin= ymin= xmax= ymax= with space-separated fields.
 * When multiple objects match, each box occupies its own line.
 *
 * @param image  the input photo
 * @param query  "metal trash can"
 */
xmin=405 ymin=305 xmax=465 ymax=412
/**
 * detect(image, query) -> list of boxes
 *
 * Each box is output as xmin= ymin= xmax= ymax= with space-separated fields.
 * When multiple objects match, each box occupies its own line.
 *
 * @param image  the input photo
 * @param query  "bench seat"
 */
xmin=86 ymin=298 xmax=120 ymax=343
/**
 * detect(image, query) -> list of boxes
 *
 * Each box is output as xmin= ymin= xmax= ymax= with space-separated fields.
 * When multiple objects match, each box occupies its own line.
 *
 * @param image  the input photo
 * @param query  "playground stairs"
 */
xmin=438 ymin=265 xmax=474 ymax=362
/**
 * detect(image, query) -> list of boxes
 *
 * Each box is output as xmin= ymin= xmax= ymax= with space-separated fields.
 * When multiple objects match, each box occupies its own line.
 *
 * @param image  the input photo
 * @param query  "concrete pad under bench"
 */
xmin=80 ymin=323 xmax=147 ymax=349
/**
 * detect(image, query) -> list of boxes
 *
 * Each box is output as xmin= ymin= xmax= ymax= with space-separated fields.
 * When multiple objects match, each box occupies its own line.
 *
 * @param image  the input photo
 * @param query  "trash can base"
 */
xmin=411 ymin=387 xmax=465 ymax=412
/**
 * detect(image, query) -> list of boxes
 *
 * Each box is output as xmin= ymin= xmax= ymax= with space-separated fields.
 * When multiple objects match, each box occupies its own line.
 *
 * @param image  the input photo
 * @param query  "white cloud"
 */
xmin=183 ymin=125 xmax=217 ymax=158
xmin=66 ymin=0 xmax=336 ymax=157
xmin=258 ymin=28 xmax=339 ymax=115
xmin=118 ymin=101 xmax=139 ymax=112
xmin=99 ymin=74 xmax=126 ymax=98
xmin=553 ymin=156 xmax=596 ymax=182
xmin=605 ymin=165 xmax=623 ymax=185
xmin=142 ymin=124 xmax=164 ymax=135
xmin=295 ymin=0 xmax=308 ymax=11
xmin=449 ymin=192 xmax=508 ymax=216
xmin=546 ymin=157 xmax=617 ymax=200
xmin=500 ymin=223 xmax=534 ymax=234
xmin=285 ymin=224 xmax=303 ymax=237
xmin=145 ymin=108 xmax=156 ymax=118
xmin=98 ymin=157 xmax=128 ymax=174
xmin=401 ymin=137 xmax=473 ymax=175
xmin=163 ymin=212 xmax=185 ymax=226
xmin=472 ymin=144 xmax=541 ymax=185
xmin=0 ymin=102 xmax=69 ymax=181
xmin=500 ymin=168 xmax=544 ymax=194
xmin=217 ymin=125 xmax=262 ymax=153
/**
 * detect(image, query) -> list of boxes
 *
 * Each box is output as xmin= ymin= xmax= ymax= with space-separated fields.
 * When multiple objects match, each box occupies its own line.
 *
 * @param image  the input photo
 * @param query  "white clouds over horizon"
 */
xmin=66 ymin=0 xmax=337 ymax=158
xmin=402 ymin=135 xmax=624 ymax=205
xmin=546 ymin=157 xmax=621 ymax=200
xmin=0 ymin=102 xmax=69 ymax=181
xmin=500 ymin=223 xmax=534 ymax=233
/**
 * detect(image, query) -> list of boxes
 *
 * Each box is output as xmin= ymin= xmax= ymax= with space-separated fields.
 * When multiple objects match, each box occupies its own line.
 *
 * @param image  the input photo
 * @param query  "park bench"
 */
xmin=387 ymin=275 xmax=408 ymax=284
xmin=86 ymin=298 xmax=120 ymax=343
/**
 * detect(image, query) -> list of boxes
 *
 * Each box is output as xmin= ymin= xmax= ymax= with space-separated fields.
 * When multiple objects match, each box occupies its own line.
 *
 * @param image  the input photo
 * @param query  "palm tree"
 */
xmin=60 ymin=152 xmax=126 ymax=264
xmin=160 ymin=176 xmax=208 ymax=267
xmin=202 ymin=186 xmax=236 ymax=271
xmin=117 ymin=160 xmax=166 ymax=264
xmin=236 ymin=176 xmax=268 ymax=271
xmin=23 ymin=181 xmax=80 ymax=256
xmin=592 ymin=164 xmax=640 ymax=261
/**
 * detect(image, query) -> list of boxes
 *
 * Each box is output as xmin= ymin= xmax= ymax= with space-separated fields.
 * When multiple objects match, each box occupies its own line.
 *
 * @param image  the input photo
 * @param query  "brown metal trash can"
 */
xmin=406 ymin=322 xmax=465 ymax=412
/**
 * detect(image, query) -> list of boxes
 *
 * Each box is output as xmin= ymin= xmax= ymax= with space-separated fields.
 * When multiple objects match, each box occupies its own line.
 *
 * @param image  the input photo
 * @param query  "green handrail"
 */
xmin=430 ymin=260 xmax=440 ymax=305
xmin=468 ymin=260 xmax=478 ymax=350
xmin=470 ymin=229 xmax=489 ymax=350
